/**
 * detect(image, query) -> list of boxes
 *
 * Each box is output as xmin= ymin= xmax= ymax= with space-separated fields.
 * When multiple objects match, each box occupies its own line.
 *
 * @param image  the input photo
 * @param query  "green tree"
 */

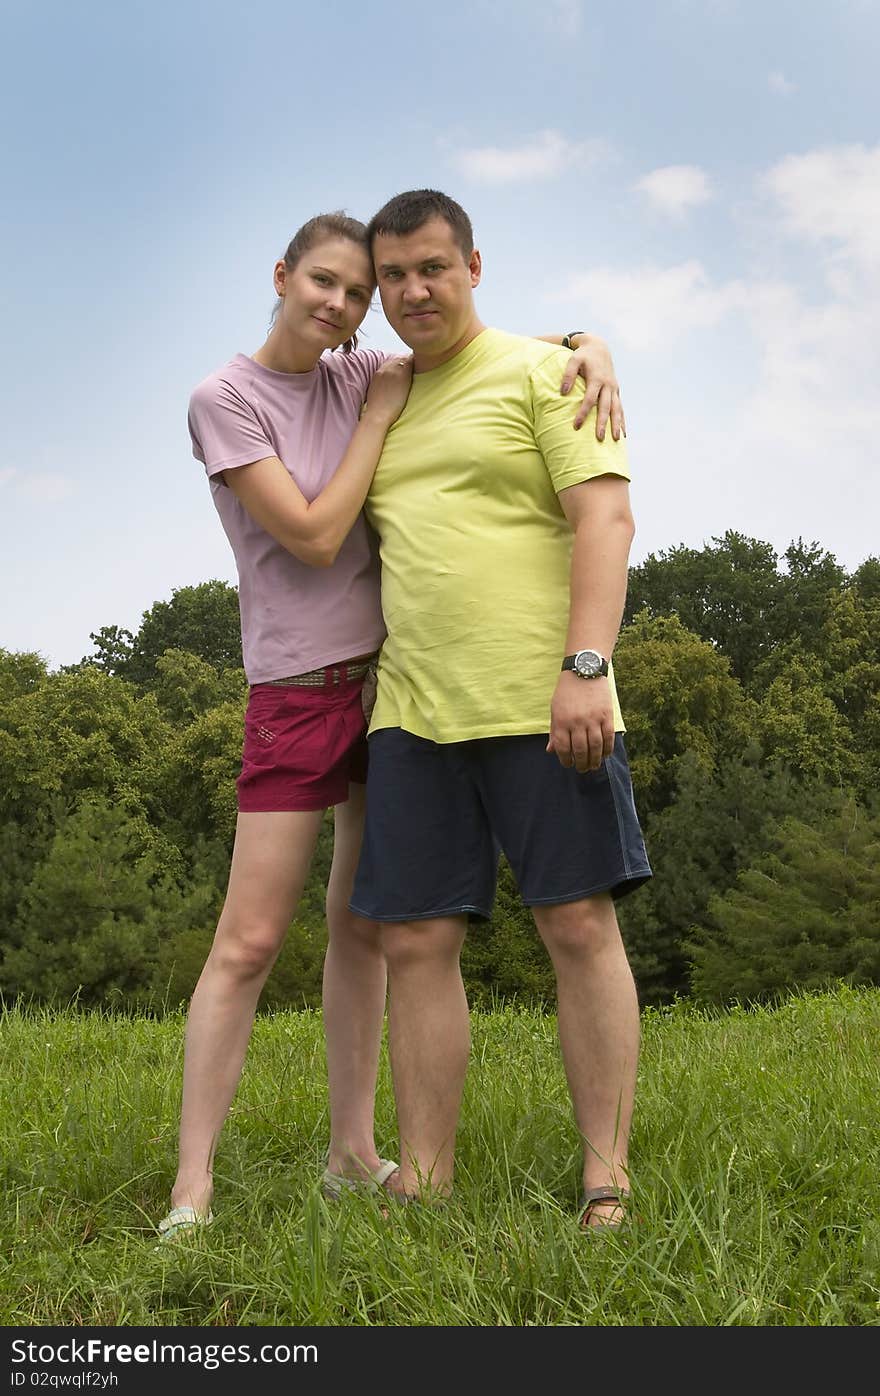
xmin=612 ymin=611 xmax=755 ymax=818
xmin=778 ymin=538 xmax=847 ymax=646
xmin=85 ymin=580 xmax=242 ymax=688
xmin=755 ymin=659 xmax=859 ymax=787
xmin=0 ymin=798 xmax=183 ymax=1006
xmin=687 ymin=801 xmax=880 ymax=1005
xmin=624 ymin=533 xmax=787 ymax=685
xmin=0 ymin=812 xmax=57 ymax=947
xmin=617 ymin=747 xmax=836 ymax=1004
xmin=850 ymin=556 xmax=880 ymax=600
xmin=0 ymin=649 xmax=48 ymax=702
xmin=0 ymin=667 xmax=170 ymax=826
xmin=152 ymin=648 xmax=247 ymax=726
xmin=152 ymin=697 xmax=247 ymax=844
xmin=624 ymin=534 xmax=848 ymax=690
xmin=74 ymin=625 xmax=135 ymax=677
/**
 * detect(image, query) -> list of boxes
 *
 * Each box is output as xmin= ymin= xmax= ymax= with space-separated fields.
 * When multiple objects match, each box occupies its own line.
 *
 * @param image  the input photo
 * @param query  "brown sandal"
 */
xmin=578 ymin=1185 xmax=630 ymax=1231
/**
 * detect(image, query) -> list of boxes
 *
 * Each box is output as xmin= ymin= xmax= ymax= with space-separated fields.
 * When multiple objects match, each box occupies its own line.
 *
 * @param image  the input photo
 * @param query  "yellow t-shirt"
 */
xmin=365 ymin=328 xmax=631 ymax=743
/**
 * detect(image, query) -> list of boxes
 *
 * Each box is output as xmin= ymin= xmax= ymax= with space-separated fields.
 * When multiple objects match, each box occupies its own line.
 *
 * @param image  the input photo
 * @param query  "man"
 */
xmin=350 ymin=190 xmax=652 ymax=1229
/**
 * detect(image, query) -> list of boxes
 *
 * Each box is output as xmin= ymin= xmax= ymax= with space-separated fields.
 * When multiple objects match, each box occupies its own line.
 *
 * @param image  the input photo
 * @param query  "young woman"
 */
xmin=158 ymin=211 xmax=625 ymax=1237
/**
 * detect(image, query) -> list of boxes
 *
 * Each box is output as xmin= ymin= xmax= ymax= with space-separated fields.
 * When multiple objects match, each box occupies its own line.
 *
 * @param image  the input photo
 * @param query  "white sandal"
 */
xmin=156 ymin=1205 xmax=214 ymax=1240
xmin=321 ymin=1158 xmax=399 ymax=1201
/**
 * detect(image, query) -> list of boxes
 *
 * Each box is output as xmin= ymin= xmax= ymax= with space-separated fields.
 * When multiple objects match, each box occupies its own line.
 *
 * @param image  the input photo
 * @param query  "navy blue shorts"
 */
xmin=350 ymin=728 xmax=652 ymax=922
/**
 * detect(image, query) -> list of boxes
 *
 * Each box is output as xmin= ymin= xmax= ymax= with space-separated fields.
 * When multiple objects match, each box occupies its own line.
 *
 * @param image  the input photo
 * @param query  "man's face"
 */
xmin=372 ymin=216 xmax=482 ymax=365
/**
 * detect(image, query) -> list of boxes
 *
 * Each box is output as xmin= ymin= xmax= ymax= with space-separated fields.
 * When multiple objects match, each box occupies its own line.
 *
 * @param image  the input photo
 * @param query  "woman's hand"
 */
xmin=362 ymin=355 xmax=414 ymax=427
xmin=560 ymin=336 xmax=625 ymax=441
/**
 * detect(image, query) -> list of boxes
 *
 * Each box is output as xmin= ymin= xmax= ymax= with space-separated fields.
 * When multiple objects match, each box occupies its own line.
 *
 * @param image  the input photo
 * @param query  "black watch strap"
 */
xmin=562 ymin=651 xmax=609 ymax=678
xmin=561 ymin=330 xmax=585 ymax=350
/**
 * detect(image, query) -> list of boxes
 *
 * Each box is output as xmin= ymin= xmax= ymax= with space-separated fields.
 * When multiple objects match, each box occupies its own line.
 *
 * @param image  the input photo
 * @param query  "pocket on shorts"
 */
xmin=241 ymin=687 xmax=300 ymax=770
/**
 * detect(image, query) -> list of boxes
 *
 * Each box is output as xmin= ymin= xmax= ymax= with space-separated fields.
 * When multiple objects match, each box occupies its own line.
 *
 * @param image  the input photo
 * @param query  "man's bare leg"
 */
xmin=323 ymin=783 xmax=388 ymax=1179
xmin=381 ymin=915 xmax=470 ymax=1197
xmin=532 ymin=892 xmax=640 ymax=1226
xmin=170 ymin=810 xmax=324 ymax=1218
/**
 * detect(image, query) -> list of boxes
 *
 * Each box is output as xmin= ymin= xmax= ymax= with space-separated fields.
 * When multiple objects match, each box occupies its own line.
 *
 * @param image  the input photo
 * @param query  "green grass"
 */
xmin=2 ymin=985 xmax=878 ymax=1326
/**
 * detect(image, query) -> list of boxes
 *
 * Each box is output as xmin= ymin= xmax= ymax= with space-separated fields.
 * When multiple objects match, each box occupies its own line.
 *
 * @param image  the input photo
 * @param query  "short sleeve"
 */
xmin=529 ymin=350 xmax=630 ymax=495
xmin=187 ymin=377 xmax=275 ymax=478
xmin=342 ymin=347 xmax=393 ymax=399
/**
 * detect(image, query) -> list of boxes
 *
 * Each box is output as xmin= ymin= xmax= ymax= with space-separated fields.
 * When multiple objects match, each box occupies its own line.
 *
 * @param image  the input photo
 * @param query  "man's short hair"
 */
xmin=367 ymin=190 xmax=474 ymax=262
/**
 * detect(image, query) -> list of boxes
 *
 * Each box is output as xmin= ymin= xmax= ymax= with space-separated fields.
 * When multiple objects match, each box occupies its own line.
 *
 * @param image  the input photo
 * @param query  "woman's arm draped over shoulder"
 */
xmin=534 ymin=332 xmax=625 ymax=441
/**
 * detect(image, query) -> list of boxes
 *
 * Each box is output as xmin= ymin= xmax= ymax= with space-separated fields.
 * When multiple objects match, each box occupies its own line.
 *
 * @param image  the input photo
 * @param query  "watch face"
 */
xmin=574 ymin=649 xmax=602 ymax=677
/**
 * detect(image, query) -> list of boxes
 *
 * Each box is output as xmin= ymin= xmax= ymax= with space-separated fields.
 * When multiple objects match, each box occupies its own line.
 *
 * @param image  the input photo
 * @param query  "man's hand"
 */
xmin=546 ymin=673 xmax=615 ymax=772
xmin=560 ymin=336 xmax=626 ymax=441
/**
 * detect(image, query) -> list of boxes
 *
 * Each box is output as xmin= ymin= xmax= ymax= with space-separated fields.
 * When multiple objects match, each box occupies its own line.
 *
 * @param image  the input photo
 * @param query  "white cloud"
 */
xmin=634 ymin=164 xmax=712 ymax=219
xmin=768 ymin=69 xmax=796 ymax=96
xmin=18 ymin=473 xmax=75 ymax=503
xmin=451 ymin=129 xmax=606 ymax=184
xmin=553 ymin=140 xmax=880 ymax=524
xmin=548 ymin=0 xmax=583 ymax=36
xmin=555 ymin=260 xmax=745 ymax=351
xmin=761 ymin=144 xmax=880 ymax=271
xmin=744 ymin=147 xmax=880 ymax=457
xmin=481 ymin=0 xmax=584 ymax=36
xmin=1 ymin=465 xmax=75 ymax=501
xmin=560 ymin=142 xmax=880 ymax=392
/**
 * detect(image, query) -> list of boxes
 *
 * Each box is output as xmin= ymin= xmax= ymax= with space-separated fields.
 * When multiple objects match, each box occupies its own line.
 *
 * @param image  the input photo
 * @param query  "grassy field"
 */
xmin=2 ymin=985 xmax=878 ymax=1327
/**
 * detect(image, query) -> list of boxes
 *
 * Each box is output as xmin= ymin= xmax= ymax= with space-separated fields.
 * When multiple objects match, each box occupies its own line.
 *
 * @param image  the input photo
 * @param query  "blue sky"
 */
xmin=2 ymin=0 xmax=878 ymax=669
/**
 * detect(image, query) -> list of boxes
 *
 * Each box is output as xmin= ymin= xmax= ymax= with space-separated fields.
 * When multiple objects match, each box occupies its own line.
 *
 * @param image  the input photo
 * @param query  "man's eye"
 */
xmin=313 ymin=274 xmax=331 ymax=285
xmin=425 ymin=264 xmax=443 ymax=273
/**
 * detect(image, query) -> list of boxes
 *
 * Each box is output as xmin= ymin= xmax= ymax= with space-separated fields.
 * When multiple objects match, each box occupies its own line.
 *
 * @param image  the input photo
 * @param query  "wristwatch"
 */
xmin=561 ymin=649 xmax=609 ymax=679
xmin=561 ymin=331 xmax=585 ymax=350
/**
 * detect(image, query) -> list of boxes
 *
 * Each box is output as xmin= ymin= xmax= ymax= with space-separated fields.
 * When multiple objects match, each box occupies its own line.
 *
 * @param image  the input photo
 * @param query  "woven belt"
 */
xmin=264 ymin=656 xmax=377 ymax=688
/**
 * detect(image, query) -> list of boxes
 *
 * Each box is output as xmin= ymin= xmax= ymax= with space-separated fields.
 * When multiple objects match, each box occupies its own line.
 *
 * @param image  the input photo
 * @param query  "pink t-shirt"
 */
xmin=188 ymin=349 xmax=389 ymax=683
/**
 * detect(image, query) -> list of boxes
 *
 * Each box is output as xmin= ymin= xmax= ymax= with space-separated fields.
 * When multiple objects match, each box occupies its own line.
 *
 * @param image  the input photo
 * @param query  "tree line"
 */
xmin=1 ymin=532 xmax=878 ymax=1013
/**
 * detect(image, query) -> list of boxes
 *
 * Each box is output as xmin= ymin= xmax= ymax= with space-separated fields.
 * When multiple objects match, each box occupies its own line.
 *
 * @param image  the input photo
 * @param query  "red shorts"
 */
xmin=237 ymin=673 xmax=369 ymax=813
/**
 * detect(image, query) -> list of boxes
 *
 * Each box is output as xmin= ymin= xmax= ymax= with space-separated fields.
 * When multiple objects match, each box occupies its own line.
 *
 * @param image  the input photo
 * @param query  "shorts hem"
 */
xmin=348 ymin=901 xmax=490 ymax=923
xmin=521 ymin=868 xmax=653 ymax=907
xmin=238 ymin=793 xmax=347 ymax=813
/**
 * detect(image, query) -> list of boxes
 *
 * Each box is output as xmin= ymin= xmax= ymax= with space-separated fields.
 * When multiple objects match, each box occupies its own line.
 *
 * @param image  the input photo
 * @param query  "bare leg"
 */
xmin=170 ymin=809 xmax=323 ymax=1216
xmin=381 ymin=916 xmax=470 ymax=1197
xmin=323 ymin=783 xmax=388 ymax=1178
xmin=532 ymin=893 xmax=640 ymax=1226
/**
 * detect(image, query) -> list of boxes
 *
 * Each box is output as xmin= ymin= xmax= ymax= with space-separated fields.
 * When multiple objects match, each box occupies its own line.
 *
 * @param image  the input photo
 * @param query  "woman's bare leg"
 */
xmin=170 ymin=809 xmax=323 ymax=1216
xmin=323 ymin=783 xmax=389 ymax=1178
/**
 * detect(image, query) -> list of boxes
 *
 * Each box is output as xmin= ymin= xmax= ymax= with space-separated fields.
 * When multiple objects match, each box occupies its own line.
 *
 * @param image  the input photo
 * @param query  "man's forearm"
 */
xmin=564 ymin=514 xmax=634 ymax=658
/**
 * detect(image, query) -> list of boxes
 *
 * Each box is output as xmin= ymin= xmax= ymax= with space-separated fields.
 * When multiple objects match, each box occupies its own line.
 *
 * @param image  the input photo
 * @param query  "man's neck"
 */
xmin=413 ymin=319 xmax=487 ymax=373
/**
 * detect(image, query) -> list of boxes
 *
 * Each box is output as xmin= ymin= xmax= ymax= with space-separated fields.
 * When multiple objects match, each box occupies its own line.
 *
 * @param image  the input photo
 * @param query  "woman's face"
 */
xmin=275 ymin=238 xmax=375 ymax=351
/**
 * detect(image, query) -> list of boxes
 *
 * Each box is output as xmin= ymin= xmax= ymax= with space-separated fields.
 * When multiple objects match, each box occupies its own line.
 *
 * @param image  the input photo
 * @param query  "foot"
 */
xmin=578 ymin=1185 xmax=629 ymax=1231
xmin=324 ymin=1150 xmax=388 ymax=1183
xmin=384 ymin=1169 xmax=451 ymax=1207
xmin=169 ymin=1177 xmax=213 ymax=1221
xmin=156 ymin=1204 xmax=214 ymax=1242
xmin=321 ymin=1158 xmax=399 ymax=1200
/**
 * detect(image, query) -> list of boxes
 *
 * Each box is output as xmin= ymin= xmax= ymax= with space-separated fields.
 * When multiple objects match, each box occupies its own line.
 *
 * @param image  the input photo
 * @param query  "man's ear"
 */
xmin=469 ymin=248 xmax=482 ymax=289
